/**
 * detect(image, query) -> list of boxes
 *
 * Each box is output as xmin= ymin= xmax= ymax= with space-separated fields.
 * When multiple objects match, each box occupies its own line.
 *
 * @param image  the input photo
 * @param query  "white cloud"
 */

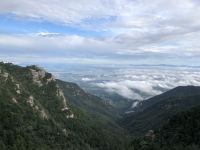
xmin=97 ymin=81 xmax=144 ymax=99
xmin=0 ymin=0 xmax=200 ymax=65
xmin=1 ymin=0 xmax=200 ymax=33
xmin=96 ymin=68 xmax=200 ymax=100
xmin=0 ymin=33 xmax=112 ymax=53
xmin=81 ymin=78 xmax=94 ymax=81
xmin=0 ymin=0 xmax=116 ymax=24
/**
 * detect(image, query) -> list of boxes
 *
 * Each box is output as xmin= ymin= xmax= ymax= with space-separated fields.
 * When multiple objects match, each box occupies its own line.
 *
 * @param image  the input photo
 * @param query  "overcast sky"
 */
xmin=0 ymin=0 xmax=200 ymax=65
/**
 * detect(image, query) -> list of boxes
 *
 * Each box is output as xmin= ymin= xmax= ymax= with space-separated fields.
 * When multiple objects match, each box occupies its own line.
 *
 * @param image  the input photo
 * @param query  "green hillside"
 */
xmin=0 ymin=62 xmax=129 ymax=150
xmin=2 ymin=62 xmax=200 ymax=150
xmin=120 ymin=86 xmax=200 ymax=136
xmin=128 ymin=106 xmax=200 ymax=150
xmin=57 ymin=79 xmax=120 ymax=120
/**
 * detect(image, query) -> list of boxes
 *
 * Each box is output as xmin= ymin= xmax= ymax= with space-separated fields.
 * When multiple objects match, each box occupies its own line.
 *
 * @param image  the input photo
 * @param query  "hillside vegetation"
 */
xmin=0 ymin=62 xmax=128 ymax=150
xmin=121 ymin=86 xmax=200 ymax=136
xmin=1 ymin=62 xmax=200 ymax=150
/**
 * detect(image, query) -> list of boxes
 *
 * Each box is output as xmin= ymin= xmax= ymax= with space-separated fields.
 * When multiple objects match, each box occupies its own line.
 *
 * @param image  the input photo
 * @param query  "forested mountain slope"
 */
xmin=0 ymin=62 xmax=128 ymax=150
xmin=129 ymin=106 xmax=200 ymax=150
xmin=57 ymin=79 xmax=120 ymax=119
xmin=121 ymin=86 xmax=200 ymax=136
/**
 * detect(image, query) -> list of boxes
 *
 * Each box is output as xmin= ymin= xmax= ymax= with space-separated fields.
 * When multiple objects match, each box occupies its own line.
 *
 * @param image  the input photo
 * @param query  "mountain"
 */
xmin=65 ymin=79 xmax=134 ymax=113
xmin=85 ymin=89 xmax=133 ymax=113
xmin=156 ymin=105 xmax=200 ymax=149
xmin=0 ymin=62 xmax=129 ymax=150
xmin=120 ymin=86 xmax=200 ymax=136
xmin=2 ymin=62 xmax=200 ymax=150
xmin=128 ymin=105 xmax=200 ymax=150
xmin=57 ymin=80 xmax=120 ymax=119
xmin=135 ymin=86 xmax=200 ymax=112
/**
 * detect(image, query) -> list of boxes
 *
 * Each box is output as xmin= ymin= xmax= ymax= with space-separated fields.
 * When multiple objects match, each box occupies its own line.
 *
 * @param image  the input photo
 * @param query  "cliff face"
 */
xmin=0 ymin=63 xmax=128 ymax=150
xmin=0 ymin=63 xmax=74 ymax=120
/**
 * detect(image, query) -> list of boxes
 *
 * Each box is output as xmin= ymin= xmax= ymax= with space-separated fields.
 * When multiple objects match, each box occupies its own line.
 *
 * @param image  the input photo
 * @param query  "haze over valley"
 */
xmin=47 ymin=64 xmax=200 ymax=109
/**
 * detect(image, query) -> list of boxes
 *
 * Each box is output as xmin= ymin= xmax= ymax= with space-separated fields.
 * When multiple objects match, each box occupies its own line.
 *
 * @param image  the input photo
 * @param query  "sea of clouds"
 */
xmin=84 ymin=67 xmax=200 ymax=100
xmin=55 ymin=65 xmax=200 ymax=101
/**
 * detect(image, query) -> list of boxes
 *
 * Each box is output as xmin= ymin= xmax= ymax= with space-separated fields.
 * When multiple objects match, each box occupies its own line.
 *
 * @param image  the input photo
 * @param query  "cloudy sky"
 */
xmin=0 ymin=0 xmax=200 ymax=65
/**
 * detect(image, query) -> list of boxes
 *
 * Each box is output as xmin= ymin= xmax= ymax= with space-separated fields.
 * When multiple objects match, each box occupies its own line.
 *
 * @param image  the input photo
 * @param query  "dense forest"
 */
xmin=121 ymin=86 xmax=200 ymax=136
xmin=129 ymin=105 xmax=200 ymax=150
xmin=1 ymin=62 xmax=200 ymax=150
xmin=0 ymin=62 xmax=129 ymax=150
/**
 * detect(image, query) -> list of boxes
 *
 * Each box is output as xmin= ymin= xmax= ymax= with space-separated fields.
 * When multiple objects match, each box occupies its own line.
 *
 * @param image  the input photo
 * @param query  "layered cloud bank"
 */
xmin=61 ymin=66 xmax=200 ymax=100
xmin=97 ymin=69 xmax=200 ymax=100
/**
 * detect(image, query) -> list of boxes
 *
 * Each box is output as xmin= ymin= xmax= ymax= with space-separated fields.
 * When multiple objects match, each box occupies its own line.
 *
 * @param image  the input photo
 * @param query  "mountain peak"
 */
xmin=172 ymin=85 xmax=200 ymax=93
xmin=0 ymin=62 xmax=74 ymax=120
xmin=0 ymin=63 xmax=128 ymax=149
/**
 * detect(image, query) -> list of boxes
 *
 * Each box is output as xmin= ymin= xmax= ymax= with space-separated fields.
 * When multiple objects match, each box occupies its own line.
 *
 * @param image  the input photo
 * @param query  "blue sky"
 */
xmin=0 ymin=0 xmax=200 ymax=66
xmin=0 ymin=14 xmax=110 ymax=37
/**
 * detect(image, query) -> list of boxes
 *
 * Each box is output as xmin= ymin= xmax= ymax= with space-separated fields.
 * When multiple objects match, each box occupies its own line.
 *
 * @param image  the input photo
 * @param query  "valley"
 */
xmin=1 ymin=62 xmax=200 ymax=150
xmin=1 ymin=0 xmax=200 ymax=149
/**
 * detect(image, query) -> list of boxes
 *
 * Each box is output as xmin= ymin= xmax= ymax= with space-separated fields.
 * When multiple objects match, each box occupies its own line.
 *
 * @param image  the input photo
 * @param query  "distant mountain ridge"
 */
xmin=120 ymin=86 xmax=200 ymax=136
xmin=135 ymin=86 xmax=200 ymax=112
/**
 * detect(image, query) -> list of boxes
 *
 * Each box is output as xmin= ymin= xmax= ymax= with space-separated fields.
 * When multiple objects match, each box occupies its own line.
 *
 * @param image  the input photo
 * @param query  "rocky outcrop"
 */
xmin=27 ymin=95 xmax=49 ymax=120
xmin=0 ymin=70 xmax=9 ymax=81
xmin=29 ymin=68 xmax=46 ymax=86
xmin=57 ymin=88 xmax=74 ymax=119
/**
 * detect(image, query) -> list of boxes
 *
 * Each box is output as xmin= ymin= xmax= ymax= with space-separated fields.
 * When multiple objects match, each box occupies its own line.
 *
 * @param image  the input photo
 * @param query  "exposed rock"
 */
xmin=12 ymin=97 xmax=18 ymax=103
xmin=3 ymin=72 xmax=8 ymax=78
xmin=40 ymin=109 xmax=48 ymax=120
xmin=38 ymin=69 xmax=46 ymax=78
xmin=66 ymin=113 xmax=74 ymax=119
xmin=30 ymin=68 xmax=46 ymax=78
xmin=1 ymin=72 xmax=9 ymax=80
xmin=11 ymin=76 xmax=15 ymax=82
xmin=58 ymin=89 xmax=68 ymax=109
xmin=16 ymin=90 xmax=21 ymax=94
xmin=27 ymin=96 xmax=34 ymax=107
xmin=34 ymin=105 xmax=39 ymax=111
xmin=46 ymin=75 xmax=56 ymax=84
xmin=16 ymin=84 xmax=20 ymax=89
xmin=61 ymin=106 xmax=69 ymax=111
xmin=62 ymin=128 xmax=68 ymax=136
xmin=29 ymin=69 xmax=46 ymax=86
xmin=27 ymin=96 xmax=48 ymax=120
xmin=56 ymin=86 xmax=74 ymax=118
xmin=15 ymin=84 xmax=21 ymax=94
xmin=145 ymin=130 xmax=155 ymax=141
